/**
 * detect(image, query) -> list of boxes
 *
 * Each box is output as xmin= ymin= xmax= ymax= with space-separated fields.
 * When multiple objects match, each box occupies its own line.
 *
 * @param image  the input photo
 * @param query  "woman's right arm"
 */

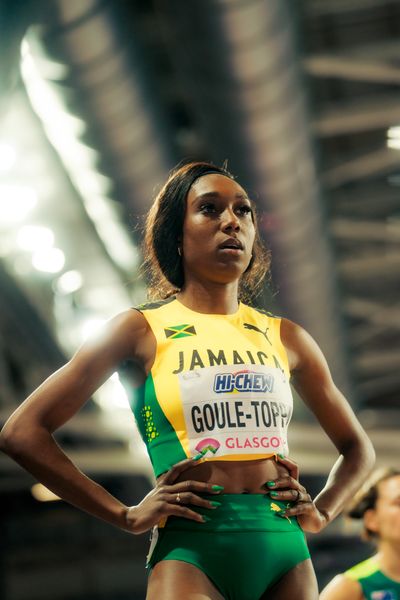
xmin=0 ymin=309 xmax=222 ymax=532
xmin=319 ymin=574 xmax=363 ymax=600
xmin=0 ymin=309 xmax=148 ymax=530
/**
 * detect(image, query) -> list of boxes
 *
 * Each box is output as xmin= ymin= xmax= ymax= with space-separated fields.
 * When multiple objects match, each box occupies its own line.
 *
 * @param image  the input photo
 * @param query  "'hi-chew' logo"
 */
xmin=213 ymin=370 xmax=274 ymax=394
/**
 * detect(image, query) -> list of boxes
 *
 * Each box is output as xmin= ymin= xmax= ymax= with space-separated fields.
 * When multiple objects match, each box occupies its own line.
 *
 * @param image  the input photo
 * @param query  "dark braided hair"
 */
xmin=347 ymin=468 xmax=400 ymax=540
xmin=142 ymin=161 xmax=270 ymax=303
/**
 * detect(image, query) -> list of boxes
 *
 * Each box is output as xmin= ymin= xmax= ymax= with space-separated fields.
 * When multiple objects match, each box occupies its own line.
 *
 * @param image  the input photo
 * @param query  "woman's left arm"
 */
xmin=279 ymin=318 xmax=375 ymax=532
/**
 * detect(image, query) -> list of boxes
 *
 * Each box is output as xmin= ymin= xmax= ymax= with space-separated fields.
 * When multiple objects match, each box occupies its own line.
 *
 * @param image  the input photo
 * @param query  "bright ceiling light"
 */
xmin=95 ymin=218 xmax=140 ymax=271
xmin=80 ymin=318 xmax=107 ymax=342
xmin=46 ymin=113 xmax=86 ymax=139
xmin=387 ymin=126 xmax=400 ymax=139
xmin=387 ymin=138 xmax=400 ymax=150
xmin=84 ymin=196 xmax=139 ymax=271
xmin=0 ymin=143 xmax=16 ymax=172
xmin=21 ymin=36 xmax=138 ymax=276
xmin=94 ymin=373 xmax=130 ymax=411
xmin=106 ymin=374 xmax=130 ymax=408
xmin=387 ymin=126 xmax=400 ymax=149
xmin=0 ymin=184 xmax=37 ymax=225
xmin=55 ymin=269 xmax=83 ymax=294
xmin=32 ymin=247 xmax=65 ymax=273
xmin=17 ymin=225 xmax=54 ymax=251
xmin=76 ymin=172 xmax=112 ymax=197
xmin=31 ymin=483 xmax=60 ymax=502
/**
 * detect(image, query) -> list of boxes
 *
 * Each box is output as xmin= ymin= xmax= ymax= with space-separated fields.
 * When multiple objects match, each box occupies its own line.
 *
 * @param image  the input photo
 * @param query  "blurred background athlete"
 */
xmin=320 ymin=468 xmax=400 ymax=600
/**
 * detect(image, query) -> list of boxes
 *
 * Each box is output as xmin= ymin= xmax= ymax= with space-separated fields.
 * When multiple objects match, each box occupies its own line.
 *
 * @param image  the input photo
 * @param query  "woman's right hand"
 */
xmin=124 ymin=457 xmax=224 ymax=534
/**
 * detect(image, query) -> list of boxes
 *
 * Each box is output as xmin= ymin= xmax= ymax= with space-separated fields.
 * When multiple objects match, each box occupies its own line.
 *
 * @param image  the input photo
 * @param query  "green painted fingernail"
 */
xmin=210 ymin=501 xmax=221 ymax=508
xmin=193 ymin=453 xmax=203 ymax=461
xmin=202 ymin=515 xmax=211 ymax=522
xmin=278 ymin=453 xmax=285 ymax=459
xmin=212 ymin=485 xmax=224 ymax=491
xmin=266 ymin=481 xmax=275 ymax=488
xmin=270 ymin=491 xmax=279 ymax=497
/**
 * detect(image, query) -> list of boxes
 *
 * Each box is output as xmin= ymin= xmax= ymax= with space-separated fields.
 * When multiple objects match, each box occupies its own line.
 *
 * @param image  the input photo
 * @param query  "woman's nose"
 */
xmin=221 ymin=208 xmax=240 ymax=231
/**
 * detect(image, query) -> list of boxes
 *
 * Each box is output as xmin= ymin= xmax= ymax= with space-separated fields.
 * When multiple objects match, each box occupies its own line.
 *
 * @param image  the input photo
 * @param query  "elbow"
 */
xmin=345 ymin=431 xmax=376 ymax=474
xmin=0 ymin=422 xmax=14 ymax=454
xmin=0 ymin=420 xmax=34 ymax=459
xmin=359 ymin=437 xmax=376 ymax=487
xmin=358 ymin=429 xmax=376 ymax=471
xmin=364 ymin=436 xmax=376 ymax=472
xmin=0 ymin=431 xmax=6 ymax=452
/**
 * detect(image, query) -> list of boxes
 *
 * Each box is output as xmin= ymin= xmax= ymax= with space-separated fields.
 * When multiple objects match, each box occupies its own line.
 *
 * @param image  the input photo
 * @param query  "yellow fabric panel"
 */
xmin=140 ymin=298 xmax=293 ymax=463
xmin=345 ymin=556 xmax=380 ymax=581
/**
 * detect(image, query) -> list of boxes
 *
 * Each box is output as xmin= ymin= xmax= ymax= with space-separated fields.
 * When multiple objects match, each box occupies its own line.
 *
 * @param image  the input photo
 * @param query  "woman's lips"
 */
xmin=218 ymin=237 xmax=243 ymax=251
xmin=218 ymin=246 xmax=243 ymax=255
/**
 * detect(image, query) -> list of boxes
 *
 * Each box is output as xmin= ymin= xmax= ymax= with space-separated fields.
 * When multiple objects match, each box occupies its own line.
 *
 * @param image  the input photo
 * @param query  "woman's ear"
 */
xmin=364 ymin=508 xmax=379 ymax=535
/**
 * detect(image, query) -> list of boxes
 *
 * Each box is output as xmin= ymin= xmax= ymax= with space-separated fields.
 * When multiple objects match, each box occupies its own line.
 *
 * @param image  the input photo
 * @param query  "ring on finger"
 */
xmin=176 ymin=493 xmax=181 ymax=503
xmin=295 ymin=489 xmax=301 ymax=502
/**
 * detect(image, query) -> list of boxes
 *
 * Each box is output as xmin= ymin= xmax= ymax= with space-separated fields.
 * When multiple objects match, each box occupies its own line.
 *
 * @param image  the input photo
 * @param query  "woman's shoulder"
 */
xmin=279 ymin=318 xmax=330 ymax=375
xmin=81 ymin=307 xmax=152 ymax=365
xmin=240 ymin=298 xmax=282 ymax=320
xmin=108 ymin=306 xmax=151 ymax=335
xmin=133 ymin=296 xmax=177 ymax=313
xmin=279 ymin=317 xmax=305 ymax=343
xmin=279 ymin=318 xmax=306 ymax=366
xmin=320 ymin=573 xmax=363 ymax=600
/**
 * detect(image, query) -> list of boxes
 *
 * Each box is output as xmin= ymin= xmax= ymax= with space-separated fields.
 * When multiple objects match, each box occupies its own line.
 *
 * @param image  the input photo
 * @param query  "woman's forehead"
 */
xmin=378 ymin=475 xmax=400 ymax=500
xmin=188 ymin=173 xmax=247 ymax=199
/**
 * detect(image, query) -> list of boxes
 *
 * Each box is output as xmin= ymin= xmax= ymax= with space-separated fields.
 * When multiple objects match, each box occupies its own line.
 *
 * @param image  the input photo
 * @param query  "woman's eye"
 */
xmin=199 ymin=203 xmax=216 ymax=213
xmin=199 ymin=203 xmax=251 ymax=216
xmin=237 ymin=205 xmax=252 ymax=215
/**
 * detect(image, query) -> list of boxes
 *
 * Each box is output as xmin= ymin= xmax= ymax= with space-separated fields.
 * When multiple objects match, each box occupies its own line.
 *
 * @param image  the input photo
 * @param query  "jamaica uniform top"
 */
xmin=124 ymin=296 xmax=293 ymax=478
xmin=345 ymin=557 xmax=400 ymax=600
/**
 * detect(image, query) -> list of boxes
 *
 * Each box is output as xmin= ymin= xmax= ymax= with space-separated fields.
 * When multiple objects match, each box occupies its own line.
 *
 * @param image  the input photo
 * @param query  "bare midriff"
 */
xmin=172 ymin=457 xmax=288 ymax=494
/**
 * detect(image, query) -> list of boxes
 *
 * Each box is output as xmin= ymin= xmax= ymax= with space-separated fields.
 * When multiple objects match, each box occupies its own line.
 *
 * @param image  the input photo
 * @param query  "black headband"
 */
xmin=181 ymin=168 xmax=234 ymax=202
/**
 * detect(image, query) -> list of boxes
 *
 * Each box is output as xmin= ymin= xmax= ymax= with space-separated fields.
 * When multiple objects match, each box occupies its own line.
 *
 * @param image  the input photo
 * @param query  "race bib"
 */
xmin=178 ymin=364 xmax=293 ymax=458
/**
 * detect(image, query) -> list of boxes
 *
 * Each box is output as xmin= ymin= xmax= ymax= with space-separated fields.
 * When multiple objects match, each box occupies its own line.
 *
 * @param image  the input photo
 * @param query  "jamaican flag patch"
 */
xmin=164 ymin=324 xmax=196 ymax=339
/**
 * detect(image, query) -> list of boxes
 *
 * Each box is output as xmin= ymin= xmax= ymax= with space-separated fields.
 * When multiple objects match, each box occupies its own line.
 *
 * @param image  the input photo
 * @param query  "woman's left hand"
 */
xmin=263 ymin=455 xmax=329 ymax=533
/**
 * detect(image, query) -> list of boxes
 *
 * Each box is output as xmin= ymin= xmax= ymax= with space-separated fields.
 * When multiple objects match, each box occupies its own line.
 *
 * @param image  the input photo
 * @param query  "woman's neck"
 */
xmin=377 ymin=544 xmax=400 ymax=581
xmin=177 ymin=281 xmax=240 ymax=314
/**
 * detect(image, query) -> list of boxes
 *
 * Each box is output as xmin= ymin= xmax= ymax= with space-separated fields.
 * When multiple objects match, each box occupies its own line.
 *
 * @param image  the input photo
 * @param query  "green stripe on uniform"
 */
xmin=128 ymin=373 xmax=187 ymax=476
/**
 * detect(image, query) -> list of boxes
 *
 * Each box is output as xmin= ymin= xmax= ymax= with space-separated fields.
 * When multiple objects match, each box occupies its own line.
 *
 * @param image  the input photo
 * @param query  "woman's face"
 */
xmin=182 ymin=173 xmax=256 ymax=287
xmin=366 ymin=475 xmax=400 ymax=545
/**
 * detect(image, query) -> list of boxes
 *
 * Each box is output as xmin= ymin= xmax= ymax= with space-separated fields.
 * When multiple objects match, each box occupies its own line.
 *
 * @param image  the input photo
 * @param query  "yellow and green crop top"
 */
xmin=122 ymin=296 xmax=293 ymax=478
xmin=345 ymin=556 xmax=400 ymax=599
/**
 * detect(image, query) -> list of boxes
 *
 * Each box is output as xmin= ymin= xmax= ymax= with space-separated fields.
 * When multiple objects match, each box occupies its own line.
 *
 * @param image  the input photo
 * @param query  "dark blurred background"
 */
xmin=0 ymin=0 xmax=399 ymax=598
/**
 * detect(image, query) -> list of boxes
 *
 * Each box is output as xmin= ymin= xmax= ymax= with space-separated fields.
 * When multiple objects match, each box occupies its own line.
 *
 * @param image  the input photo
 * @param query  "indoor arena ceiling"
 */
xmin=1 ymin=0 xmax=400 ymax=477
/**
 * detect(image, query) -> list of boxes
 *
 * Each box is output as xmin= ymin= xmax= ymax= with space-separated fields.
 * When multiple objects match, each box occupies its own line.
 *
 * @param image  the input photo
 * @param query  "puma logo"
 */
xmin=243 ymin=323 xmax=272 ymax=345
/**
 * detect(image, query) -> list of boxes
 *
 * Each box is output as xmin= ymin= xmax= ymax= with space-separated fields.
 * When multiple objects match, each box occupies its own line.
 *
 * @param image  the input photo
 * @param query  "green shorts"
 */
xmin=147 ymin=494 xmax=310 ymax=600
